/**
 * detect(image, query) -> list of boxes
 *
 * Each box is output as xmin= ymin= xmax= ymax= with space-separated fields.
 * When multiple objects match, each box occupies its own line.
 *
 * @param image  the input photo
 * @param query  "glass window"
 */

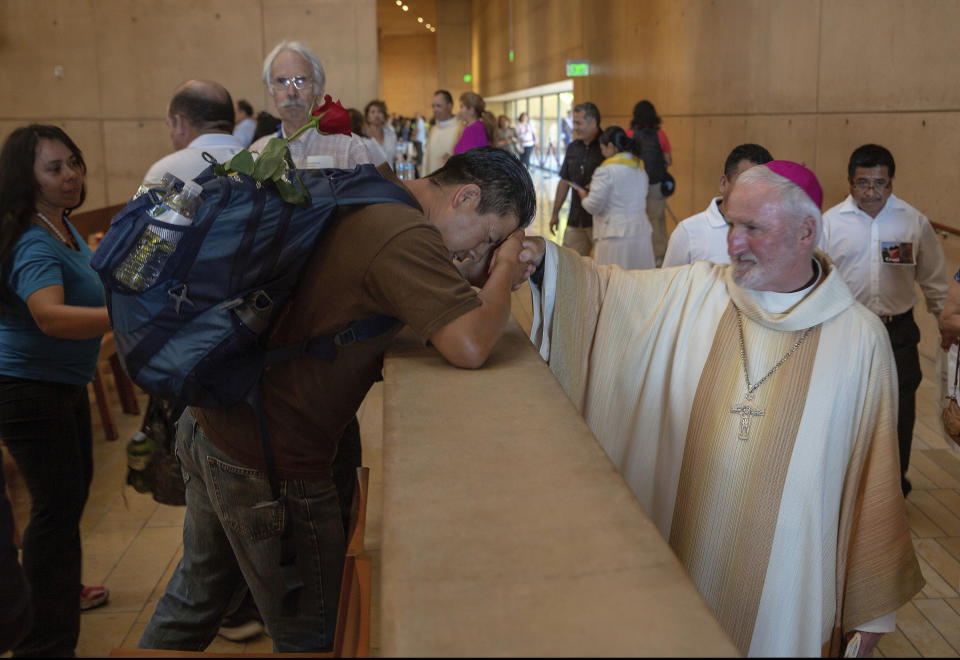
xmin=542 ymin=94 xmax=560 ymax=170
xmin=558 ymin=92 xmax=574 ymax=163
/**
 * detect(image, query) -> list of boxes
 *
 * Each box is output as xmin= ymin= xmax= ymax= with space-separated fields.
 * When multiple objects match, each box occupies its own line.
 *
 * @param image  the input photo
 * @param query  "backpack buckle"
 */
xmin=334 ymin=327 xmax=357 ymax=347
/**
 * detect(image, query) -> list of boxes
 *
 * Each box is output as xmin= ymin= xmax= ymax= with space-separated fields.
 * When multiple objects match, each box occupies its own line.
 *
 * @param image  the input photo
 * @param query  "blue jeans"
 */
xmin=0 ymin=376 xmax=92 ymax=658
xmin=139 ymin=410 xmax=345 ymax=652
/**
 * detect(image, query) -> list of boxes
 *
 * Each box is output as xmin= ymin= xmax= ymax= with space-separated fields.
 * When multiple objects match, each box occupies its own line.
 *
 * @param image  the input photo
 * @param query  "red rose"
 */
xmin=311 ymin=95 xmax=352 ymax=136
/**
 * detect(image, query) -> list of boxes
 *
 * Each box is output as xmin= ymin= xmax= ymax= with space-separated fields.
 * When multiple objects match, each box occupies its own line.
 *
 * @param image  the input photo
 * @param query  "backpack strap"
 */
xmin=263 ymin=314 xmax=398 ymax=365
xmin=245 ymin=385 xmax=305 ymax=618
xmin=245 ymin=313 xmax=396 ymax=617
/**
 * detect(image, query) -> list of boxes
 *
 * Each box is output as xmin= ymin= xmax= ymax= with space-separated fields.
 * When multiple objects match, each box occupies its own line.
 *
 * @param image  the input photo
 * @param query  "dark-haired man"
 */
xmin=233 ymin=99 xmax=256 ymax=148
xmin=422 ymin=89 xmax=461 ymax=176
xmin=663 ymin=143 xmax=774 ymax=267
xmin=821 ymin=143 xmax=948 ymax=497
xmin=139 ymin=147 xmax=537 ymax=653
xmin=143 ymin=80 xmax=244 ymax=184
xmin=550 ymin=102 xmax=604 ymax=256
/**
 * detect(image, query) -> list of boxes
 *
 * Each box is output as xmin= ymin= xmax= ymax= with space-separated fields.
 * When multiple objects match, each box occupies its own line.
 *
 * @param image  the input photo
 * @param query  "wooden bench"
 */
xmin=89 ymin=331 xmax=140 ymax=442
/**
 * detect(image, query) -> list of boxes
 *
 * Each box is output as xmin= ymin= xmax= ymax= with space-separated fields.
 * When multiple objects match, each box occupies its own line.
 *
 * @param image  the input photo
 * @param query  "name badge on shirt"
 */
xmin=881 ymin=241 xmax=915 ymax=265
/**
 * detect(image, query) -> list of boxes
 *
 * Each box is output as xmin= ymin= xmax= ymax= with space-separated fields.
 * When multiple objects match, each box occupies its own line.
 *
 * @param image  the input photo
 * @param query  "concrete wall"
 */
xmin=473 ymin=0 xmax=960 ymax=231
xmin=0 ymin=0 xmax=378 ymax=209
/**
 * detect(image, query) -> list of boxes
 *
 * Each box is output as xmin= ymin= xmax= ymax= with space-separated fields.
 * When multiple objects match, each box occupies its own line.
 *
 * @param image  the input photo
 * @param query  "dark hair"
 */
xmin=428 ymin=147 xmax=536 ymax=229
xmin=347 ymin=108 xmax=366 ymax=136
xmin=723 ymin=143 xmax=773 ymax=178
xmin=848 ymin=144 xmax=895 ymax=179
xmin=169 ymin=80 xmax=235 ymax=133
xmin=252 ymin=111 xmax=281 ymax=143
xmin=631 ymin=100 xmax=661 ymax=130
xmin=573 ymin=102 xmax=601 ymax=127
xmin=598 ymin=126 xmax=636 ymax=155
xmin=0 ymin=125 xmax=87 ymax=310
xmin=434 ymin=89 xmax=453 ymax=106
xmin=364 ymin=99 xmax=387 ymax=121
xmin=518 ymin=112 xmax=528 ymax=122
xmin=237 ymin=99 xmax=254 ymax=117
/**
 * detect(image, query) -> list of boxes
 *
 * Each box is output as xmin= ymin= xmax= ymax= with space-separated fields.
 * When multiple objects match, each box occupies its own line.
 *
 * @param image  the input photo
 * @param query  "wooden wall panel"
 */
xmin=92 ymin=0 xmax=265 ymax=120
xmin=436 ymin=0 xmax=473 ymax=101
xmin=476 ymin=0 xmax=583 ymax=97
xmin=815 ymin=113 xmax=960 ymax=225
xmin=102 ymin=120 xmax=173 ymax=205
xmin=0 ymin=0 xmax=377 ymax=208
xmin=0 ymin=0 xmax=102 ymax=120
xmin=379 ymin=34 xmax=437 ymax=117
xmin=472 ymin=0 xmax=960 ymax=232
xmin=819 ymin=0 xmax=960 ymax=112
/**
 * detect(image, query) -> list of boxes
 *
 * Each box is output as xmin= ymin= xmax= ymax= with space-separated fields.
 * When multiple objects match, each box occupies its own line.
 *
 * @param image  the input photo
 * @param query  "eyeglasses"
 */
xmin=271 ymin=76 xmax=312 ymax=91
xmin=852 ymin=178 xmax=890 ymax=191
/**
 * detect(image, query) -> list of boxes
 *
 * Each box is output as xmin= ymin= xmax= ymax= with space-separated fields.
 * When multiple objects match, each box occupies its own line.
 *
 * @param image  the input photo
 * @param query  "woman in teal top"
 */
xmin=0 ymin=125 xmax=112 ymax=657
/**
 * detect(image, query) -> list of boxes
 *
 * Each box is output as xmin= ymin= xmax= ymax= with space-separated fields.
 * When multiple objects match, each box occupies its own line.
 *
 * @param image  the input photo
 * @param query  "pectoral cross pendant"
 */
xmin=730 ymin=392 xmax=764 ymax=441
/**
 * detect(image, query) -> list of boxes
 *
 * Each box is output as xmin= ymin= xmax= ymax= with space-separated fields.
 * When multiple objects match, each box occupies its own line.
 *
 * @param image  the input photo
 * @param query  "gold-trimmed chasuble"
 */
xmin=669 ymin=303 xmax=821 ymax=654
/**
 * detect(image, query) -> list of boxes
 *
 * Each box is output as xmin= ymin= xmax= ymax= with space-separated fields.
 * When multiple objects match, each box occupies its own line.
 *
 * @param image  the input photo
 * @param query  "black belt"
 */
xmin=880 ymin=310 xmax=912 ymax=325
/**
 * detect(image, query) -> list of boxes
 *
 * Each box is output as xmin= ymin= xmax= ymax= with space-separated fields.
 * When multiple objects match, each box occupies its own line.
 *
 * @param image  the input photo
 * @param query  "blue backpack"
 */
xmin=90 ymin=163 xmax=418 ymax=613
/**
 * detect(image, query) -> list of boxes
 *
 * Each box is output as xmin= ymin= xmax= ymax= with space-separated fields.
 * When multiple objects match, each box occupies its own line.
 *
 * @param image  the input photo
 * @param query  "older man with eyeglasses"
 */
xmin=248 ymin=40 xmax=385 ymax=168
xmin=821 ymin=143 xmax=948 ymax=498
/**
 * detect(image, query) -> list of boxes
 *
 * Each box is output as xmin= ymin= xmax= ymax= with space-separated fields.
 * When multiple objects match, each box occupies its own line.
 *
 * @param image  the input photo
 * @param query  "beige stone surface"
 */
xmin=378 ymin=322 xmax=738 ymax=657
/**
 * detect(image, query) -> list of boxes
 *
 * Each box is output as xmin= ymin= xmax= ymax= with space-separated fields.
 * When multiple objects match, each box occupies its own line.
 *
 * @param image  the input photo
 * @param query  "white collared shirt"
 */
xmin=249 ymin=127 xmax=383 ymax=170
xmin=662 ymin=197 xmax=730 ymax=267
xmin=143 ymin=133 xmax=245 ymax=185
xmin=820 ymin=193 xmax=947 ymax=317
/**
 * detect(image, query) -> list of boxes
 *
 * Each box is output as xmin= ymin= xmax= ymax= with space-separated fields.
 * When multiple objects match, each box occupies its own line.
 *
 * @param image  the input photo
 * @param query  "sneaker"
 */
xmin=218 ymin=618 xmax=264 ymax=642
xmin=80 ymin=585 xmax=109 ymax=611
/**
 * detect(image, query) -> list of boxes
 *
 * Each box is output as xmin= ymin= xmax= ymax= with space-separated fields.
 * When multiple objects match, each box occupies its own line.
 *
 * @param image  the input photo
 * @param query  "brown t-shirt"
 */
xmin=197 ymin=165 xmax=480 ymax=479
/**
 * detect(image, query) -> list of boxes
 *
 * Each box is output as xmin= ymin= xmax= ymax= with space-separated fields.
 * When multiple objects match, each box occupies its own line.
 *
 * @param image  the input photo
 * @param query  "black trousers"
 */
xmin=884 ymin=311 xmax=923 ymax=491
xmin=0 ymin=376 xmax=93 ymax=657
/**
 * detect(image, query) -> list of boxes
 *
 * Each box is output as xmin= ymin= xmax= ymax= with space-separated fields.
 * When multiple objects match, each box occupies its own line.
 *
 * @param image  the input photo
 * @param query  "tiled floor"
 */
xmin=3 ymin=168 xmax=960 ymax=656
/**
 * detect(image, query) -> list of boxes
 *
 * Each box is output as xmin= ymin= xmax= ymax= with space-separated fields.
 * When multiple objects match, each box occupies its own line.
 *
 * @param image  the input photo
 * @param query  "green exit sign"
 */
xmin=566 ymin=60 xmax=590 ymax=77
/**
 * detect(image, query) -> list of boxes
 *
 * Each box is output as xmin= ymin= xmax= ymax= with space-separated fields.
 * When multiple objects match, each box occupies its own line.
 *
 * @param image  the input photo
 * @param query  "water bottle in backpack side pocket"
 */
xmin=126 ymin=431 xmax=155 ymax=494
xmin=113 ymin=180 xmax=204 ymax=291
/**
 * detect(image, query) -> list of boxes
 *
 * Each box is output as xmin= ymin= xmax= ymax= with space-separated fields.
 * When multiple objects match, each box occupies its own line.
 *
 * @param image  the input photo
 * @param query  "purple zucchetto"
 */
xmin=764 ymin=160 xmax=823 ymax=210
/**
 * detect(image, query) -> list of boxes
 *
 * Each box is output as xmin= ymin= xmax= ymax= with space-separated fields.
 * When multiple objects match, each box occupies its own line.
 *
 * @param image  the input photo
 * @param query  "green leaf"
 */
xmin=213 ymin=162 xmax=229 ymax=176
xmin=228 ymin=150 xmax=255 ymax=176
xmin=252 ymin=140 xmax=287 ymax=181
xmin=275 ymin=177 xmax=309 ymax=207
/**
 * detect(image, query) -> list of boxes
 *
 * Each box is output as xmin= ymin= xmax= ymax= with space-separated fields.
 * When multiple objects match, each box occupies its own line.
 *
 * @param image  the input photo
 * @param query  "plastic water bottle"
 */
xmin=126 ymin=431 xmax=155 ymax=494
xmin=132 ymin=171 xmax=177 ymax=202
xmin=113 ymin=180 xmax=203 ymax=291
xmin=396 ymin=156 xmax=414 ymax=181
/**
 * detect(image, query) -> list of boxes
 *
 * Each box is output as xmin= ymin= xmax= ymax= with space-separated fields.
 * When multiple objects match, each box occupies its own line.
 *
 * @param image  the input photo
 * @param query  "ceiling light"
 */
xmin=402 ymin=4 xmax=408 ymax=10
xmin=425 ymin=23 xmax=431 ymax=28
xmin=418 ymin=16 xmax=423 ymax=22
xmin=430 ymin=27 xmax=436 ymax=32
xmin=395 ymin=0 xmax=401 ymax=5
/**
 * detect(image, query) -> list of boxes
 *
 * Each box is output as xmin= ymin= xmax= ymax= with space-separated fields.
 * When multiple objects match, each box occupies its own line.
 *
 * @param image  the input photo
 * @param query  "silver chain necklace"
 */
xmin=35 ymin=211 xmax=72 ymax=247
xmin=729 ymin=309 xmax=815 ymax=441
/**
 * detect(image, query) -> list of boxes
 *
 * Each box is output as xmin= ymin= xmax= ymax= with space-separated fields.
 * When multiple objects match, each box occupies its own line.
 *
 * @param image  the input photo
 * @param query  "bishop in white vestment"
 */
xmin=521 ymin=162 xmax=923 ymax=657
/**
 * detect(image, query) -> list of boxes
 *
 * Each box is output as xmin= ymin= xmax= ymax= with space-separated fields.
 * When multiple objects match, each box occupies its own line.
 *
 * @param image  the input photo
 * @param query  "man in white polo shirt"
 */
xmin=143 ymin=80 xmax=244 ymax=184
xmin=663 ymin=143 xmax=772 ymax=267
xmin=821 ymin=143 xmax=948 ymax=497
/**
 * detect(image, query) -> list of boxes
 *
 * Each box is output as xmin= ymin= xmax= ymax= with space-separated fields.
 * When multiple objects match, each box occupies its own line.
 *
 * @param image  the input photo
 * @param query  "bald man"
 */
xmin=143 ymin=79 xmax=244 ymax=184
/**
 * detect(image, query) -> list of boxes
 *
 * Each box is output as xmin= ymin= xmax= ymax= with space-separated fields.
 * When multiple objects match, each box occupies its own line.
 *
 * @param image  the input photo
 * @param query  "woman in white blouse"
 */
xmin=363 ymin=100 xmax=397 ymax=168
xmin=574 ymin=126 xmax=654 ymax=269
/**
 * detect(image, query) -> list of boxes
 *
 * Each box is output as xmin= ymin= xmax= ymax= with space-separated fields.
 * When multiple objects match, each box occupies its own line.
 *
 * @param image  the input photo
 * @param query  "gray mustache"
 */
xmin=278 ymin=99 xmax=308 ymax=109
